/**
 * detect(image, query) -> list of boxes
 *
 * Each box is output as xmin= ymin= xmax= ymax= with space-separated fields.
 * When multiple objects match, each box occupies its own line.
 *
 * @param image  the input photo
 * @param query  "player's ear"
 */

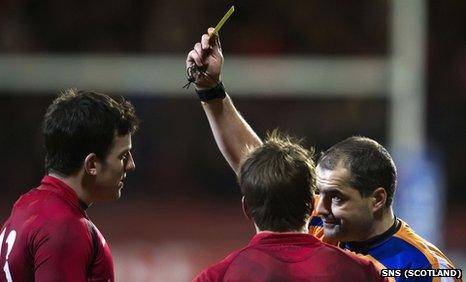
xmin=241 ymin=196 xmax=252 ymax=220
xmin=371 ymin=187 xmax=387 ymax=213
xmin=84 ymin=153 xmax=98 ymax=176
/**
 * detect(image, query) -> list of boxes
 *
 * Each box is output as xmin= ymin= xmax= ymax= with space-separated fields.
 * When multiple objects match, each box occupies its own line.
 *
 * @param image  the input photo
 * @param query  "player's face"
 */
xmin=315 ymin=165 xmax=374 ymax=242
xmin=94 ymin=134 xmax=135 ymax=200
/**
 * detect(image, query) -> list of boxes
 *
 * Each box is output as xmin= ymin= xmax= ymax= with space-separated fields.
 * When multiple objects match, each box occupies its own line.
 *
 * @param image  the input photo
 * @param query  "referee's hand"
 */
xmin=186 ymin=27 xmax=224 ymax=90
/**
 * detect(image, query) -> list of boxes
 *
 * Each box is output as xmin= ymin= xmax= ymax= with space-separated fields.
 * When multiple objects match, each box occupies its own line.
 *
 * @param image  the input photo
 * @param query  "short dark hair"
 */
xmin=238 ymin=130 xmax=316 ymax=232
xmin=43 ymin=89 xmax=139 ymax=175
xmin=318 ymin=136 xmax=397 ymax=207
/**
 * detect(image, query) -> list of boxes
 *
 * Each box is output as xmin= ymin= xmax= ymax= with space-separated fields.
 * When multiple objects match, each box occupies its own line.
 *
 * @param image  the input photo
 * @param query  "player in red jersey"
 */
xmin=0 ymin=89 xmax=139 ymax=282
xmin=193 ymin=131 xmax=386 ymax=282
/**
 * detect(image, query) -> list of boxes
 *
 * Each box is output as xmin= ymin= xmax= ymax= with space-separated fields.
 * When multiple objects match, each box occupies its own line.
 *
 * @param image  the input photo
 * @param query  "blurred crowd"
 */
xmin=0 ymin=0 xmax=387 ymax=54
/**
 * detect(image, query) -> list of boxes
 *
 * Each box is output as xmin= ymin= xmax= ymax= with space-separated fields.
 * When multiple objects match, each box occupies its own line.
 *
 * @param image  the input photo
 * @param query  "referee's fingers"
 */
xmin=201 ymin=34 xmax=211 ymax=51
xmin=207 ymin=28 xmax=222 ymax=53
xmin=186 ymin=49 xmax=202 ymax=68
xmin=207 ymin=27 xmax=216 ymax=37
xmin=194 ymin=43 xmax=205 ymax=65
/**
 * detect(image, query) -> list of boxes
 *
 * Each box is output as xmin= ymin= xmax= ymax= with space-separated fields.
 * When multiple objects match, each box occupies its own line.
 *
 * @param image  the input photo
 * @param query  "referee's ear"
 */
xmin=84 ymin=153 xmax=98 ymax=176
xmin=241 ymin=196 xmax=252 ymax=221
xmin=371 ymin=187 xmax=387 ymax=213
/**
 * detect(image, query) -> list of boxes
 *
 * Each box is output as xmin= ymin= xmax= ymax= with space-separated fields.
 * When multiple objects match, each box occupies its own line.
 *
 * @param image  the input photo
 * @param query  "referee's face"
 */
xmin=315 ymin=165 xmax=375 ymax=242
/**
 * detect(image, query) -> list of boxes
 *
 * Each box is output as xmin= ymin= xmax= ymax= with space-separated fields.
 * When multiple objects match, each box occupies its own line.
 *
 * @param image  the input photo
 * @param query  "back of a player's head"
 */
xmin=238 ymin=130 xmax=316 ymax=232
xmin=318 ymin=136 xmax=397 ymax=207
xmin=43 ymin=89 xmax=139 ymax=175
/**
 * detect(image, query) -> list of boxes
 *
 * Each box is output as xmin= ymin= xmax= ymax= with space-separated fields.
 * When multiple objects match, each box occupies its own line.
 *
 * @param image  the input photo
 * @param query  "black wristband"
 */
xmin=196 ymin=82 xmax=226 ymax=102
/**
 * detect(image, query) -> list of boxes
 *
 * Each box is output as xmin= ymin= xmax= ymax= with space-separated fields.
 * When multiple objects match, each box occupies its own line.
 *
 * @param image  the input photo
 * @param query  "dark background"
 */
xmin=0 ymin=1 xmax=464 ymax=280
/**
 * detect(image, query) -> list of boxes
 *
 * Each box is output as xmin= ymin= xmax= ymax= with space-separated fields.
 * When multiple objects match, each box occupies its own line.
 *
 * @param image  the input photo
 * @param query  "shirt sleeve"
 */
xmin=193 ymin=269 xmax=218 ymax=282
xmin=194 ymin=251 xmax=242 ymax=282
xmin=366 ymin=260 xmax=389 ymax=282
xmin=32 ymin=217 xmax=93 ymax=282
xmin=194 ymin=259 xmax=232 ymax=282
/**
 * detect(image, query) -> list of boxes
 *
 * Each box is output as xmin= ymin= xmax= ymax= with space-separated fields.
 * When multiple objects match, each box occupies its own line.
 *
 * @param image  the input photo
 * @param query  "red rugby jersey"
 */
xmin=0 ymin=175 xmax=114 ymax=282
xmin=195 ymin=232 xmax=387 ymax=282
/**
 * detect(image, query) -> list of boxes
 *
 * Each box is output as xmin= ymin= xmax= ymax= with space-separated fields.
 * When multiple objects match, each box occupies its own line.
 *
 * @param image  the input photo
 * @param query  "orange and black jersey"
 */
xmin=310 ymin=216 xmax=459 ymax=282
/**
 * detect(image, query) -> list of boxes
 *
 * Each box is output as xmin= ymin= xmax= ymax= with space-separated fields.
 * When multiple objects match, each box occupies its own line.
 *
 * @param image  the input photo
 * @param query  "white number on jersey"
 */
xmin=0 ymin=228 xmax=17 ymax=282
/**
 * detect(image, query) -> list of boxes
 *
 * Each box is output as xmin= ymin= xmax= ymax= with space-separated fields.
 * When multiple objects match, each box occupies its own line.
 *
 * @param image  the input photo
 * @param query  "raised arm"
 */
xmin=186 ymin=28 xmax=262 ymax=174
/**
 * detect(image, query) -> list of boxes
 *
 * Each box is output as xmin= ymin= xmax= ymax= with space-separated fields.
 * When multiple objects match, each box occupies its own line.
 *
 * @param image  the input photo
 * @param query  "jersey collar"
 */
xmin=39 ymin=175 xmax=89 ymax=216
xmin=249 ymin=232 xmax=320 ymax=246
xmin=342 ymin=217 xmax=401 ymax=255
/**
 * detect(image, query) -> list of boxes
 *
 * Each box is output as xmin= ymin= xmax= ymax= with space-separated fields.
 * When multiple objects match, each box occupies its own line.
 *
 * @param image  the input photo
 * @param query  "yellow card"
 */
xmin=213 ymin=6 xmax=235 ymax=34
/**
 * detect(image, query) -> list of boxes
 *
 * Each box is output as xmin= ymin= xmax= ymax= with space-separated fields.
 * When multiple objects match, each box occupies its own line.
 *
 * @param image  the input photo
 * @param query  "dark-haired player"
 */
xmin=187 ymin=28 xmax=457 ymax=281
xmin=0 ymin=89 xmax=139 ymax=281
